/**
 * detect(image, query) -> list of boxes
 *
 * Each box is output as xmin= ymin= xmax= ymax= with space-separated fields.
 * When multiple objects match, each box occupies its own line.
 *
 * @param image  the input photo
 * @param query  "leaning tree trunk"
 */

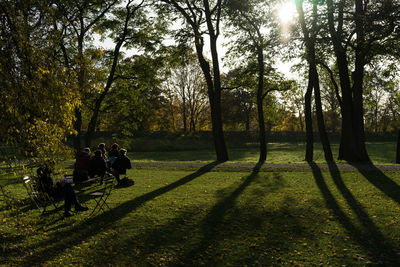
xmin=312 ymin=66 xmax=333 ymax=162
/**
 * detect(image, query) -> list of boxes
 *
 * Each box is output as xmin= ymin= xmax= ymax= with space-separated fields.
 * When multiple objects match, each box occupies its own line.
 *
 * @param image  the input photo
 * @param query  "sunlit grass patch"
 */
xmin=130 ymin=141 xmax=397 ymax=164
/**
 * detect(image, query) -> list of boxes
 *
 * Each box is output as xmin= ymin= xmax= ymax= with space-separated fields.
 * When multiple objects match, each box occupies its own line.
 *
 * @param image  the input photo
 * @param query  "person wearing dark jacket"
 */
xmin=89 ymin=150 xmax=108 ymax=184
xmin=73 ymin=148 xmax=91 ymax=183
xmin=108 ymin=143 xmax=120 ymax=165
xmin=112 ymin=149 xmax=132 ymax=185
xmin=98 ymin=143 xmax=107 ymax=159
xmin=37 ymin=162 xmax=88 ymax=217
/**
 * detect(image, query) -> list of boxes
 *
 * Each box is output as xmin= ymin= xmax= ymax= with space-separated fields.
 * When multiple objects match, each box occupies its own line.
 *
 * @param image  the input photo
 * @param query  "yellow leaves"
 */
xmin=385 ymin=221 xmax=395 ymax=226
xmin=38 ymin=67 xmax=50 ymax=75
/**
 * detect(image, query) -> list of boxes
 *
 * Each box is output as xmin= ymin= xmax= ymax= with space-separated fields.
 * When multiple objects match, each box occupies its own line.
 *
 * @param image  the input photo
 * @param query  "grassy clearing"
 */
xmin=1 ymin=163 xmax=400 ymax=266
xmin=130 ymin=141 xmax=398 ymax=164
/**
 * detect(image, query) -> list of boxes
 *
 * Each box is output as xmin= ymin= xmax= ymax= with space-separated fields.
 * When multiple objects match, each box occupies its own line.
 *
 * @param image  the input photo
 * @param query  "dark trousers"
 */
xmin=53 ymin=183 xmax=78 ymax=212
xmin=113 ymin=169 xmax=127 ymax=183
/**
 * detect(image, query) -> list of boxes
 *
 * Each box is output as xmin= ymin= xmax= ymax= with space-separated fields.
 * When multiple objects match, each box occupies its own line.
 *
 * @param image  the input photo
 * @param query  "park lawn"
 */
xmin=130 ymin=141 xmax=398 ymax=164
xmin=1 ymin=163 xmax=400 ymax=266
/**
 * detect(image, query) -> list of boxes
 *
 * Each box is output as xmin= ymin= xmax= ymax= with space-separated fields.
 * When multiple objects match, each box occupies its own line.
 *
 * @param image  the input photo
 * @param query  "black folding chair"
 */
xmin=22 ymin=175 xmax=58 ymax=214
xmin=88 ymin=174 xmax=114 ymax=216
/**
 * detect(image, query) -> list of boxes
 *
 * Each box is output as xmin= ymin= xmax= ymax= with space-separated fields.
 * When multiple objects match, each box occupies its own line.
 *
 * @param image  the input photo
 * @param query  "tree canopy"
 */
xmin=2 ymin=0 xmax=400 ymax=163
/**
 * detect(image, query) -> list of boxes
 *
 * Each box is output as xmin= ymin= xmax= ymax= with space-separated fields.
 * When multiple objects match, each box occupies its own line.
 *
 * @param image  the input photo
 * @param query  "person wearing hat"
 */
xmin=112 ymin=148 xmax=132 ymax=185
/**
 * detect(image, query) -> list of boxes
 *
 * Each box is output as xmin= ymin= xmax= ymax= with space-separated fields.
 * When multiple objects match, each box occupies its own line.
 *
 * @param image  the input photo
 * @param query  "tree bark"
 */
xmin=163 ymin=0 xmax=228 ymax=161
xmin=182 ymin=90 xmax=187 ymax=132
xmin=304 ymin=69 xmax=314 ymax=162
xmin=201 ymin=1 xmax=228 ymax=162
xmin=312 ymin=65 xmax=333 ymax=162
xmin=326 ymin=0 xmax=370 ymax=162
xmin=74 ymin=33 xmax=85 ymax=153
xmin=396 ymin=129 xmax=400 ymax=164
xmin=256 ymin=46 xmax=266 ymax=162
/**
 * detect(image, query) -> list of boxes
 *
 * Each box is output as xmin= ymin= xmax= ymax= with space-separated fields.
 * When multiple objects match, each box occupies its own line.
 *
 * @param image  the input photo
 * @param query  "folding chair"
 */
xmin=88 ymin=174 xmax=114 ymax=216
xmin=22 ymin=175 xmax=58 ymax=214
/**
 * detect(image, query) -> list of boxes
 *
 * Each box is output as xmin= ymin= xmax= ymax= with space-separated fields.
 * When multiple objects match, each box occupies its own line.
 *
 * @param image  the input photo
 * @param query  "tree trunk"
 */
xmin=304 ymin=69 xmax=314 ymax=162
xmin=327 ymin=0 xmax=369 ymax=162
xmin=256 ymin=46 xmax=266 ymax=162
xmin=245 ymin=111 xmax=250 ymax=132
xmin=84 ymin=8 xmax=129 ymax=147
xmin=351 ymin=0 xmax=370 ymax=162
xmin=312 ymin=65 xmax=333 ymax=162
xmin=194 ymin=40 xmax=228 ymax=162
xmin=169 ymin=0 xmax=228 ymax=161
xmin=74 ymin=35 xmax=85 ymax=152
xmin=396 ymin=129 xmax=400 ymax=164
xmin=182 ymin=93 xmax=187 ymax=132
xmin=85 ymin=98 xmax=102 ymax=148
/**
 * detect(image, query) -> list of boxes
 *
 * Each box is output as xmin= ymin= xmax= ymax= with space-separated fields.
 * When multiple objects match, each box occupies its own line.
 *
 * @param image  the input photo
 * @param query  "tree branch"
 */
xmin=317 ymin=61 xmax=343 ymax=108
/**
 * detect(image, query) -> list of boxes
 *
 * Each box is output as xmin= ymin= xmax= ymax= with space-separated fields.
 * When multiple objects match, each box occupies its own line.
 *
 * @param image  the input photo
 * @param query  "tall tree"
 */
xmin=0 ymin=0 xmax=79 ymax=157
xmin=56 ymin=0 xmax=119 ymax=152
xmin=325 ymin=0 xmax=400 ymax=162
xmin=226 ymin=0 xmax=279 ymax=162
xmin=164 ymin=53 xmax=209 ymax=133
xmin=159 ymin=0 xmax=228 ymax=161
xmin=84 ymin=0 xmax=154 ymax=147
xmin=295 ymin=0 xmax=333 ymax=162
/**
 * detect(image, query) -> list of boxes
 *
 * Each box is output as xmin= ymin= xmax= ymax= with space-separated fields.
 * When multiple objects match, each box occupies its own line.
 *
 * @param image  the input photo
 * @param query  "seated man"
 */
xmin=37 ymin=161 xmax=88 ymax=217
xmin=73 ymin=148 xmax=91 ymax=183
xmin=112 ymin=149 xmax=132 ymax=185
xmin=89 ymin=150 xmax=108 ymax=184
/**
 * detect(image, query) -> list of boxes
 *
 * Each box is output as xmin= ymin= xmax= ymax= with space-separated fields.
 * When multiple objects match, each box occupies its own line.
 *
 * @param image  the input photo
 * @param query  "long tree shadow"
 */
xmin=310 ymin=162 xmax=400 ymax=265
xmin=14 ymin=161 xmax=220 ymax=265
xmin=178 ymin=161 xmax=264 ymax=265
xmin=349 ymin=163 xmax=400 ymax=205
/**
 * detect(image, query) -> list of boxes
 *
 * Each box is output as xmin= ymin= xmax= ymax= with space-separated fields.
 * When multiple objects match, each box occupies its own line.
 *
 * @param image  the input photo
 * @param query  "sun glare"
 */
xmin=277 ymin=1 xmax=297 ymax=25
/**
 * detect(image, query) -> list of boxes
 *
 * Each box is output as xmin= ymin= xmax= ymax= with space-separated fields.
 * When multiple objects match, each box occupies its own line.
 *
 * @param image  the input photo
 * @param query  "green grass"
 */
xmin=2 ymin=162 xmax=400 ymax=266
xmin=130 ymin=141 xmax=398 ymax=164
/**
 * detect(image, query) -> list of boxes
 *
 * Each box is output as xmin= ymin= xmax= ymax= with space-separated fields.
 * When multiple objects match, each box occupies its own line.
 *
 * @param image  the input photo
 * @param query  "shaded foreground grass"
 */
xmin=130 ymin=141 xmax=398 ymax=164
xmin=1 ymin=163 xmax=400 ymax=266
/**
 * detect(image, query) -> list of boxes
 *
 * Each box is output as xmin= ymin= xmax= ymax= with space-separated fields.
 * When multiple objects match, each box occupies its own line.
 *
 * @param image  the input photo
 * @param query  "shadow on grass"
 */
xmin=310 ymin=162 xmax=400 ymax=265
xmin=11 ymin=161 xmax=220 ymax=265
xmin=178 ymin=161 xmax=264 ymax=264
xmin=349 ymin=163 xmax=400 ymax=205
xmin=78 ymin=162 xmax=309 ymax=266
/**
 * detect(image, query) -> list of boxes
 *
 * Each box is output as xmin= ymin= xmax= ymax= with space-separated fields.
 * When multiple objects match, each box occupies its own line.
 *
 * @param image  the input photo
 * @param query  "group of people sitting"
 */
xmin=35 ymin=142 xmax=133 ymax=218
xmin=74 ymin=142 xmax=132 ymax=186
